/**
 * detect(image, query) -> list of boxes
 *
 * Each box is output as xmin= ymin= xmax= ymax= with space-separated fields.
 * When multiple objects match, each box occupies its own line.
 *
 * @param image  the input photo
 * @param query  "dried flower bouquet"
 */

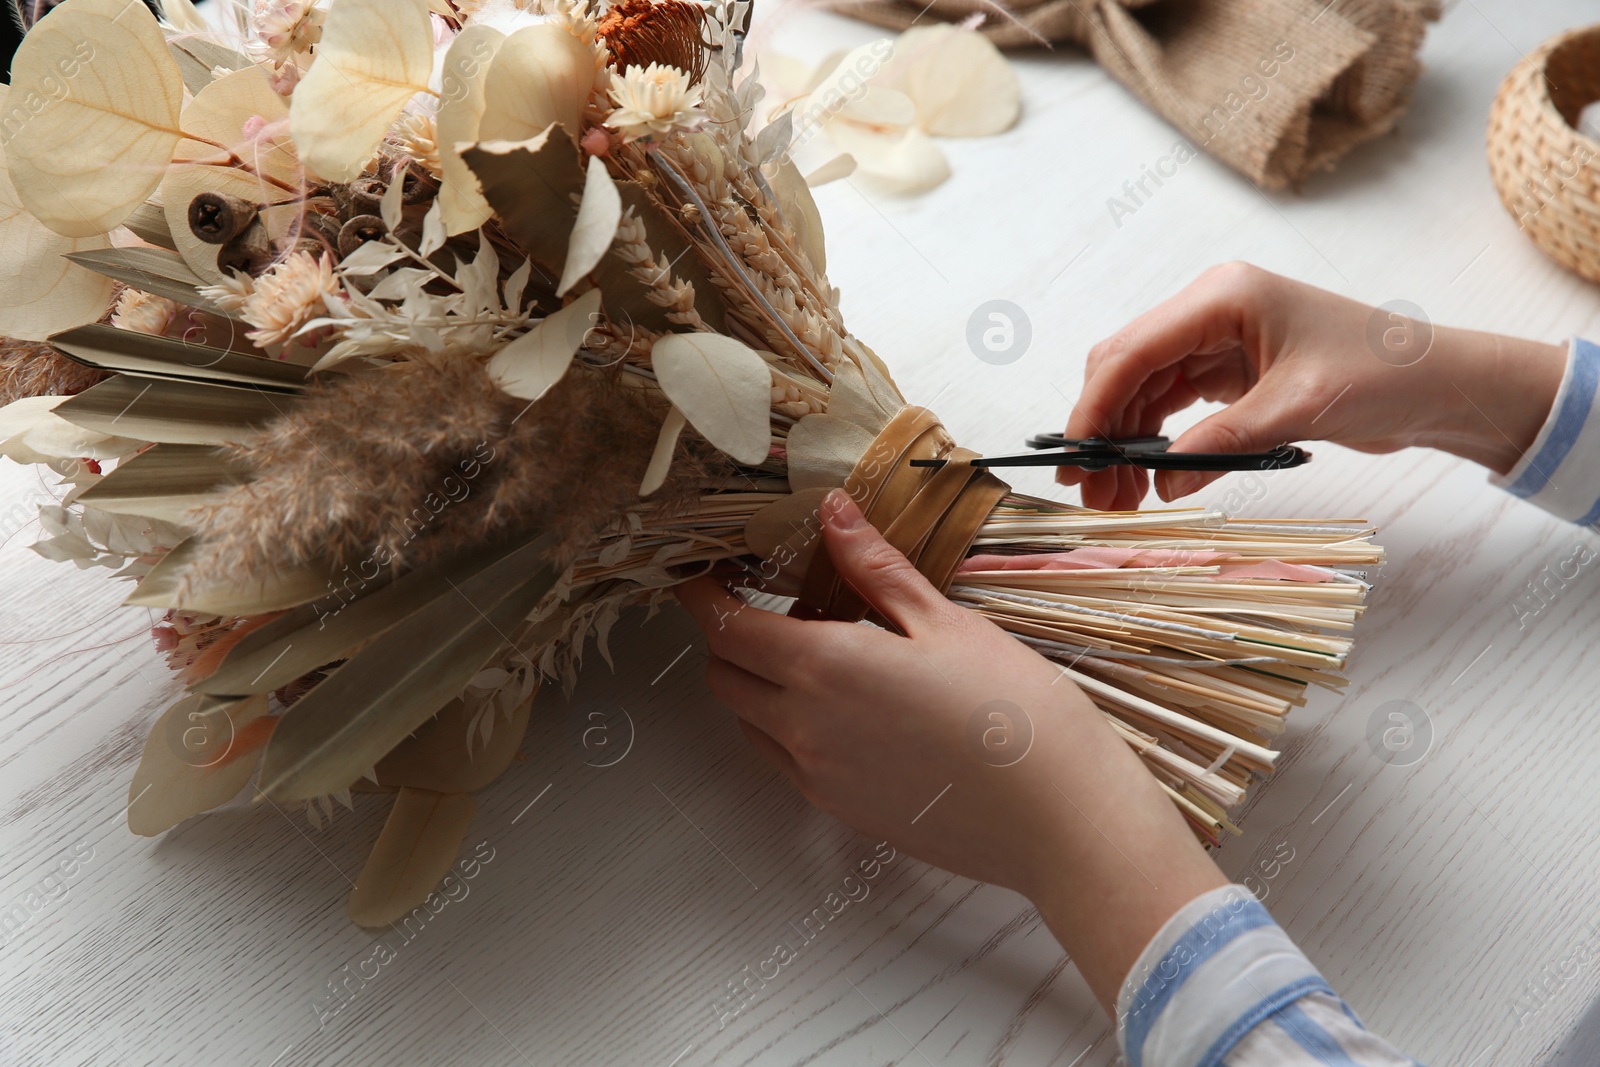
xmin=0 ymin=0 xmax=1381 ymax=924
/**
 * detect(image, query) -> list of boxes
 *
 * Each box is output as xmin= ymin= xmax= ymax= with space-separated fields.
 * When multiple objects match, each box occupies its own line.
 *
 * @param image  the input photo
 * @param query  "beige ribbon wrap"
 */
xmin=793 ymin=405 xmax=1011 ymax=622
xmin=829 ymin=0 xmax=1440 ymax=188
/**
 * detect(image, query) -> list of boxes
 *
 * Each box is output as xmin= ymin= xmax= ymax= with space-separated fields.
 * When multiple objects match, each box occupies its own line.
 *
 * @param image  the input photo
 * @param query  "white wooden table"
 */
xmin=5 ymin=2 xmax=1600 ymax=1064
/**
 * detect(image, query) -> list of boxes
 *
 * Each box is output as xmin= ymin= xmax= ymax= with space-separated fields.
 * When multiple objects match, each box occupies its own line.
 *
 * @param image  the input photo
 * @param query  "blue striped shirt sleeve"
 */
xmin=1493 ymin=337 xmax=1600 ymax=523
xmin=1115 ymin=885 xmax=1422 ymax=1067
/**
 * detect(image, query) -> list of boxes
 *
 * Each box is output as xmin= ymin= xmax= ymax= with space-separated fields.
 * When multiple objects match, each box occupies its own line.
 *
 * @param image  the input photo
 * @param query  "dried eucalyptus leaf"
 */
xmin=162 ymin=67 xmax=301 ymax=283
xmin=288 ymin=0 xmax=434 ymax=182
xmin=485 ymin=288 xmax=601 ymax=402
xmin=745 ymin=487 xmax=830 ymax=557
xmin=823 ymin=359 xmax=893 ymax=435
xmin=167 ymin=39 xmax=217 ymax=94
xmin=742 ymin=487 xmax=828 ymax=596
xmin=127 ymin=694 xmax=271 ymax=836
xmin=462 ymin=127 xmax=581 ymax=280
xmin=556 ymin=156 xmax=622 ymax=297
xmin=651 ymin=333 xmax=772 ymax=466
xmin=168 ymin=35 xmax=250 ymax=78
xmin=640 ymin=407 xmax=686 ymax=496
xmin=0 ymin=398 xmax=140 ymax=464
xmin=436 ymin=25 xmax=507 ymax=236
xmin=5 ymin=0 xmax=184 ymax=237
xmin=785 ymin=413 xmax=875 ymax=490
xmin=347 ymin=788 xmax=476 ymax=927
xmin=0 ymin=88 xmax=116 ymax=340
xmin=476 ymin=24 xmax=592 ymax=145
xmin=768 ymin=157 xmax=826 ymax=273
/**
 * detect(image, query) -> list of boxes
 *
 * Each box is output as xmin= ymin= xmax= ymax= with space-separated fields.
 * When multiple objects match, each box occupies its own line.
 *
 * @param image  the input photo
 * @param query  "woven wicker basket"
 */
xmin=1486 ymin=24 xmax=1600 ymax=282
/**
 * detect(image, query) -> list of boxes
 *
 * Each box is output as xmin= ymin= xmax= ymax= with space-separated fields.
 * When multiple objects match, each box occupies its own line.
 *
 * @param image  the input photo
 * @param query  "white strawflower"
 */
xmin=605 ymin=63 xmax=706 ymax=142
xmin=111 ymin=289 xmax=179 ymax=336
xmin=198 ymin=271 xmax=257 ymax=315
xmin=242 ymin=253 xmax=342 ymax=348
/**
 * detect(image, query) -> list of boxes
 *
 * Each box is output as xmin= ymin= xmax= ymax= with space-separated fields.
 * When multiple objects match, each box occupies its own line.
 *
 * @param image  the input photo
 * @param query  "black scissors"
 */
xmin=909 ymin=435 xmax=1311 ymax=472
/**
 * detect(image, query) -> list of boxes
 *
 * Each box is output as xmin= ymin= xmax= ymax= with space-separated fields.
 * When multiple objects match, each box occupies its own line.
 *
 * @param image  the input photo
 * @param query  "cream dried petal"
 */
xmin=802 ymin=153 xmax=855 ymax=187
xmin=826 ymin=121 xmax=949 ymax=192
xmin=882 ymin=26 xmax=1020 ymax=137
xmin=832 ymin=85 xmax=916 ymax=131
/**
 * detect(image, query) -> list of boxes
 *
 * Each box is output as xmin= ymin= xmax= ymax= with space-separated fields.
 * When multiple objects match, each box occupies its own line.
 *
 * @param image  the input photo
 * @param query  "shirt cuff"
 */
xmin=1492 ymin=336 xmax=1600 ymax=524
xmin=1115 ymin=884 xmax=1332 ymax=1067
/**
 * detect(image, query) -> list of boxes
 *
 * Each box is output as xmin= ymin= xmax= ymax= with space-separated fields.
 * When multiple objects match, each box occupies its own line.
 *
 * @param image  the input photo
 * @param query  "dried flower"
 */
xmin=111 ymin=289 xmax=179 ymax=336
xmin=241 ymin=252 xmax=343 ymax=347
xmin=597 ymin=0 xmax=707 ymax=84
xmin=186 ymin=359 xmax=700 ymax=587
xmin=198 ymin=271 xmax=257 ymax=315
xmin=248 ymin=0 xmax=326 ymax=68
xmin=393 ymin=110 xmax=444 ymax=177
xmin=605 ymin=62 xmax=706 ymax=142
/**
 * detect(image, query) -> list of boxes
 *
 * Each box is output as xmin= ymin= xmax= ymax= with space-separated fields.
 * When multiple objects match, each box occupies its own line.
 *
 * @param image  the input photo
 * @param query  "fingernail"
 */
xmin=823 ymin=488 xmax=865 ymax=530
xmin=1163 ymin=472 xmax=1201 ymax=500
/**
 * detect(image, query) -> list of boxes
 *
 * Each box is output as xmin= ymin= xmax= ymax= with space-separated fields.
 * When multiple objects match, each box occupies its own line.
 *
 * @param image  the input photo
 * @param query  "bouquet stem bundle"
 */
xmin=0 ymin=0 xmax=1380 ymax=923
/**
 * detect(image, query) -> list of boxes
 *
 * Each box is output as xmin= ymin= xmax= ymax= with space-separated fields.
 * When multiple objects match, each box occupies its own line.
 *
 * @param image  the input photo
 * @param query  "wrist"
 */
xmin=1421 ymin=329 xmax=1566 ymax=475
xmin=1020 ymin=710 xmax=1229 ymax=1014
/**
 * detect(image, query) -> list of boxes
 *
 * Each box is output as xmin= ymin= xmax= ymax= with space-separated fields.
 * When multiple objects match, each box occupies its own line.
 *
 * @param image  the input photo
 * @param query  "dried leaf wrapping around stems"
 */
xmin=0 ymin=336 xmax=109 ymax=405
xmin=182 ymin=358 xmax=714 ymax=590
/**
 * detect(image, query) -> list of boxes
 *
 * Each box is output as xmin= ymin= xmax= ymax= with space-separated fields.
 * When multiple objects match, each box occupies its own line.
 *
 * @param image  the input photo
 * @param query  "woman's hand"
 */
xmin=676 ymin=489 xmax=1227 ymax=1013
xmin=1061 ymin=262 xmax=1567 ymax=510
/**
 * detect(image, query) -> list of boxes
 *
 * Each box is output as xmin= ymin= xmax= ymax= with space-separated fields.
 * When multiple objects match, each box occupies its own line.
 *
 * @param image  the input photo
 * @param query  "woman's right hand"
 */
xmin=1059 ymin=262 xmax=1567 ymax=511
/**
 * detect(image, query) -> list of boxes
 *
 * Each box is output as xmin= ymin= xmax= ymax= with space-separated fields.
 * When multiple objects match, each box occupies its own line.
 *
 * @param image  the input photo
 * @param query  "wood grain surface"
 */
xmin=3 ymin=2 xmax=1599 ymax=1064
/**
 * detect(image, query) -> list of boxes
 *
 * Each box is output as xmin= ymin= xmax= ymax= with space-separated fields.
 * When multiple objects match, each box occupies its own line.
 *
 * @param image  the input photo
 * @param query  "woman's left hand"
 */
xmin=676 ymin=488 xmax=1228 ymax=1013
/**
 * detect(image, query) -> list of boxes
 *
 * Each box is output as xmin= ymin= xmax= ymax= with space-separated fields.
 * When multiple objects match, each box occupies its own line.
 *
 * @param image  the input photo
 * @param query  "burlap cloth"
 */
xmin=829 ymin=0 xmax=1441 ymax=188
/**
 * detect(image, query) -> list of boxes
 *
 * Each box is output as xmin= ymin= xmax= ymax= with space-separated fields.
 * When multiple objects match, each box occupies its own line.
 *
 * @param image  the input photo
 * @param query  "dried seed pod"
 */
xmin=302 ymin=210 xmax=343 ymax=247
xmin=679 ymin=202 xmax=702 ymax=225
xmin=386 ymin=159 xmax=437 ymax=205
xmin=338 ymin=214 xmax=387 ymax=257
xmin=344 ymin=177 xmax=385 ymax=217
xmin=280 ymin=237 xmax=326 ymax=258
xmin=217 ymin=218 xmax=273 ymax=276
xmin=188 ymin=192 xmax=260 ymax=245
